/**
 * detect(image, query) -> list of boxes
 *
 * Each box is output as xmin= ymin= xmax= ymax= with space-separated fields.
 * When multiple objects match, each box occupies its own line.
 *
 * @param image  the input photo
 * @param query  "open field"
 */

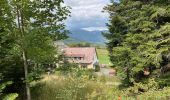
xmin=96 ymin=48 xmax=112 ymax=66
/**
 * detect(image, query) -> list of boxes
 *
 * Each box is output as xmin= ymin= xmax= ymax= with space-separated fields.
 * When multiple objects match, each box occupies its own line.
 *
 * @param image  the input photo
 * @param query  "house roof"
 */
xmin=63 ymin=47 xmax=97 ymax=64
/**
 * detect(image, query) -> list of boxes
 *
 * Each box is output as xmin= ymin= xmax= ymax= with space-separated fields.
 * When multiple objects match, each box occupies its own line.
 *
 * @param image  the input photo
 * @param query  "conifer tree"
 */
xmin=104 ymin=0 xmax=170 ymax=84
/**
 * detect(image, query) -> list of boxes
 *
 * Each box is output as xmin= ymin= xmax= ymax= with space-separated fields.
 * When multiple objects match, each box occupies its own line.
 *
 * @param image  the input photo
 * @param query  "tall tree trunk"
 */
xmin=17 ymin=4 xmax=31 ymax=100
xmin=22 ymin=51 xmax=31 ymax=100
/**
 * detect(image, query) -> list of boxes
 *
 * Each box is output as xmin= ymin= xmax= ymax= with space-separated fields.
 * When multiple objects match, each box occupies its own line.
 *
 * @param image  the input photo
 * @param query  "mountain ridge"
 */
xmin=64 ymin=29 xmax=107 ymax=45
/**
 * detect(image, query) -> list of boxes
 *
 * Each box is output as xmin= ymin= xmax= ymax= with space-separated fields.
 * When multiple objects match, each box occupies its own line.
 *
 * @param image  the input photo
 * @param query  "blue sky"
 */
xmin=65 ymin=0 xmax=110 ymax=31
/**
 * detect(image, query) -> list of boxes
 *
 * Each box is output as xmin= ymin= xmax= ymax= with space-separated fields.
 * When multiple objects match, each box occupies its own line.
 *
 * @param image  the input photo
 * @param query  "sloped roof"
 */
xmin=63 ymin=47 xmax=96 ymax=64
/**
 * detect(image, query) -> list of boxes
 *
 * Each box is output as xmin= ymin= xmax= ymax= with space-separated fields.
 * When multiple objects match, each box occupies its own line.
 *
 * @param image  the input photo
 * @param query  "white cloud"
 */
xmin=64 ymin=0 xmax=110 ymax=30
xmin=82 ymin=27 xmax=108 ymax=32
xmin=65 ymin=0 xmax=109 ymax=20
xmin=65 ymin=0 xmax=108 ymax=7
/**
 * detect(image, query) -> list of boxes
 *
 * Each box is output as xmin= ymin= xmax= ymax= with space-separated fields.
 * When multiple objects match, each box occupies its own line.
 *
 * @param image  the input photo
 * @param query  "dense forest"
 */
xmin=0 ymin=0 xmax=170 ymax=100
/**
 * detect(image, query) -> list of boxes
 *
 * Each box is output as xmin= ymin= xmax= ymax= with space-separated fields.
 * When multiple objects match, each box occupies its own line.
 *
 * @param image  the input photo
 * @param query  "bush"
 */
xmin=0 ymin=81 xmax=18 ymax=100
xmin=127 ymin=78 xmax=159 ymax=94
xmin=95 ymin=65 xmax=100 ymax=72
xmin=57 ymin=61 xmax=79 ymax=74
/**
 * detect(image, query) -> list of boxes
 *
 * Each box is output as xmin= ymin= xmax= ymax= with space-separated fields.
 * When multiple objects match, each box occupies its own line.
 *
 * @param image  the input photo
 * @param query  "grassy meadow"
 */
xmin=30 ymin=72 xmax=170 ymax=100
xmin=96 ymin=48 xmax=112 ymax=66
xmin=31 ymin=71 xmax=120 ymax=100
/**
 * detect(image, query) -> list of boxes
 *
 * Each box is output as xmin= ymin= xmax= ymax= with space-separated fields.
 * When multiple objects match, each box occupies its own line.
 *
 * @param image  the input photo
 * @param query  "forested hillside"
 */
xmin=65 ymin=29 xmax=107 ymax=45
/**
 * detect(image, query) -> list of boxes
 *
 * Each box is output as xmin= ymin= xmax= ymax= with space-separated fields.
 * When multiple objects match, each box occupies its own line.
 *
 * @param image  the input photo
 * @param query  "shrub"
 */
xmin=95 ymin=65 xmax=100 ymax=72
xmin=127 ymin=78 xmax=158 ymax=94
xmin=0 ymin=81 xmax=18 ymax=100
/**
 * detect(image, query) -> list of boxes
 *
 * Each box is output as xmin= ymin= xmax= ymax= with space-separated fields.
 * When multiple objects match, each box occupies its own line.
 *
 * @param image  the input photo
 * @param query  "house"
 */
xmin=63 ymin=47 xmax=99 ymax=69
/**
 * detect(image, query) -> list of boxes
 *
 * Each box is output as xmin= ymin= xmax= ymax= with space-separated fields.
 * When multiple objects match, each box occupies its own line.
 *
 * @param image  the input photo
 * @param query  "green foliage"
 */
xmin=0 ymin=0 xmax=70 ymax=99
xmin=0 ymin=81 xmax=12 ymax=93
xmin=127 ymin=78 xmax=158 ymax=94
xmin=0 ymin=81 xmax=18 ymax=100
xmin=57 ymin=61 xmax=79 ymax=74
xmin=68 ymin=42 xmax=91 ymax=47
xmin=136 ymin=87 xmax=170 ymax=100
xmin=95 ymin=65 xmax=100 ymax=72
xmin=104 ymin=0 xmax=170 ymax=85
xmin=2 ymin=93 xmax=18 ymax=100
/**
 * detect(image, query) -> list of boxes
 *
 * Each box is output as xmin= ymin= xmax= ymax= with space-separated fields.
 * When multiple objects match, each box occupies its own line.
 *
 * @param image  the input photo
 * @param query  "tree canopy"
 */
xmin=104 ymin=0 xmax=170 ymax=84
xmin=0 ymin=0 xmax=70 ymax=99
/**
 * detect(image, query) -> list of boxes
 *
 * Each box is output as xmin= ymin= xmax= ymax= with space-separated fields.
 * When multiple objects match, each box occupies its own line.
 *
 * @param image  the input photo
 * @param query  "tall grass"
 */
xmin=31 ymin=73 xmax=118 ymax=100
xmin=31 ymin=72 xmax=170 ymax=100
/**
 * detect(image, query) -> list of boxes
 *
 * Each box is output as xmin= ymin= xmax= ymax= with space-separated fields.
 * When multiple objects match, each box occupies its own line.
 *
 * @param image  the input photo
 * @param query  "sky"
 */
xmin=64 ymin=0 xmax=110 ymax=31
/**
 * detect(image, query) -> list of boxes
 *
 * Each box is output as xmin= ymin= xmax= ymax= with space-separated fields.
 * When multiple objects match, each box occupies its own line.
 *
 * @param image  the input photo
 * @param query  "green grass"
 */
xmin=97 ymin=48 xmax=112 ymax=65
xmin=31 ymin=74 xmax=170 ymax=100
xmin=31 ymin=74 xmax=118 ymax=100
